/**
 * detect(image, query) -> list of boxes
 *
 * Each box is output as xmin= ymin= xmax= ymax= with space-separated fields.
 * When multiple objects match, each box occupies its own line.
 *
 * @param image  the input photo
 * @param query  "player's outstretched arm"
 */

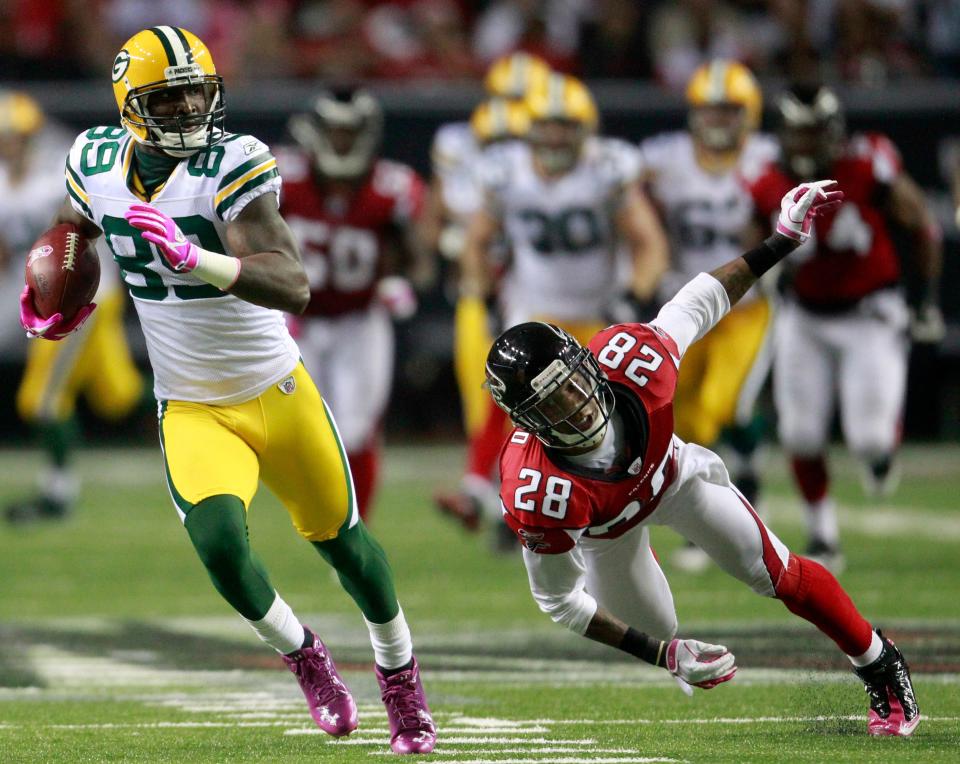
xmin=585 ymin=607 xmax=737 ymax=690
xmin=650 ymin=181 xmax=843 ymax=359
xmin=709 ymin=180 xmax=843 ymax=306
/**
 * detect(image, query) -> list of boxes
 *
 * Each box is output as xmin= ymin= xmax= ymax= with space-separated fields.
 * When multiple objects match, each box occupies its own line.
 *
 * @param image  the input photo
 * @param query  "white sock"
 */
xmin=848 ymin=630 xmax=884 ymax=667
xmin=806 ymin=497 xmax=839 ymax=545
xmin=40 ymin=467 xmax=79 ymax=504
xmin=243 ymin=594 xmax=305 ymax=655
xmin=365 ymin=607 xmax=413 ymax=670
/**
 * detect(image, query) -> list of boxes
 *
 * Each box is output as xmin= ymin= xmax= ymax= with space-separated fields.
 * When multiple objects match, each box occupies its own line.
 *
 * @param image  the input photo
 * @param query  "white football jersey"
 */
xmin=480 ymin=137 xmax=641 ymax=324
xmin=65 ymin=126 xmax=298 ymax=405
xmin=430 ymin=121 xmax=484 ymax=218
xmin=639 ymin=131 xmax=778 ymax=297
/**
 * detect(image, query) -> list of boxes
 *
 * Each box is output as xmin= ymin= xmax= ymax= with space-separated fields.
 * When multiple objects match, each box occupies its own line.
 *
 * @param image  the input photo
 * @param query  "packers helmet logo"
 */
xmin=112 ymin=50 xmax=131 ymax=83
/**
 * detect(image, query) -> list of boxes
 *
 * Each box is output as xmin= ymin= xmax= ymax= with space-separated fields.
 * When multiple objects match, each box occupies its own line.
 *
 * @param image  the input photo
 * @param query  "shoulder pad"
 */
xmin=371 ymin=160 xmax=426 ymax=221
xmin=64 ymin=127 xmax=127 ymax=222
xmin=588 ymin=137 xmax=642 ymax=186
xmin=214 ymin=134 xmax=280 ymax=221
xmin=273 ymin=147 xmax=311 ymax=183
xmin=637 ymin=131 xmax=687 ymax=173
xmin=431 ymin=121 xmax=477 ymax=172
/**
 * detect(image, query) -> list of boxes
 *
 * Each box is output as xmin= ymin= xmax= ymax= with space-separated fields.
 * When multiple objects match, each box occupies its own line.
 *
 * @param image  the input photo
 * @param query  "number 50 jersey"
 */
xmin=499 ymin=322 xmax=681 ymax=554
xmin=65 ymin=126 xmax=299 ymax=405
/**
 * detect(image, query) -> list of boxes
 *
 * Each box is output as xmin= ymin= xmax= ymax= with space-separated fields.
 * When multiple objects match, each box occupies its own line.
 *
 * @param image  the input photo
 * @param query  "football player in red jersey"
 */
xmin=486 ymin=180 xmax=920 ymax=737
xmin=279 ymin=89 xmax=430 ymax=520
xmin=746 ymin=85 xmax=943 ymax=572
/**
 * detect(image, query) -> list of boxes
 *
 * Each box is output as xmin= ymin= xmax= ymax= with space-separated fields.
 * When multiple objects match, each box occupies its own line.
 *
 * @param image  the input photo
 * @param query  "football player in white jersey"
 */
xmin=425 ymin=51 xmax=549 ymax=439
xmin=639 ymin=60 xmax=777 ymax=572
xmin=439 ymin=73 xmax=668 ymax=543
xmin=16 ymin=27 xmax=435 ymax=754
xmin=1 ymin=90 xmax=143 ymax=524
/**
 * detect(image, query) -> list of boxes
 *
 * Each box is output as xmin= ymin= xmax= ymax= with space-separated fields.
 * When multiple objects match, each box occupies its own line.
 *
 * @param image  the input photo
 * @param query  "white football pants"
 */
xmin=580 ymin=441 xmax=791 ymax=641
xmin=296 ymin=306 xmax=394 ymax=453
xmin=773 ymin=291 xmax=908 ymax=459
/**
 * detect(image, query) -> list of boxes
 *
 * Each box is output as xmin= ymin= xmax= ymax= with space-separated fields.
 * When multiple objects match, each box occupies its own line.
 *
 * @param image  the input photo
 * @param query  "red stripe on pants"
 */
xmin=737 ymin=492 xmax=873 ymax=657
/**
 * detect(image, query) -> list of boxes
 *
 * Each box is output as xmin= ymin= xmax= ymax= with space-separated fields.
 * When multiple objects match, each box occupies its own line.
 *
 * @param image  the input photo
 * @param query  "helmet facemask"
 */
xmin=689 ymin=103 xmax=749 ymax=153
xmin=124 ymin=72 xmax=225 ymax=157
xmin=289 ymin=90 xmax=383 ymax=181
xmin=778 ymin=87 xmax=845 ymax=181
xmin=493 ymin=349 xmax=614 ymax=451
xmin=528 ymin=118 xmax=587 ymax=175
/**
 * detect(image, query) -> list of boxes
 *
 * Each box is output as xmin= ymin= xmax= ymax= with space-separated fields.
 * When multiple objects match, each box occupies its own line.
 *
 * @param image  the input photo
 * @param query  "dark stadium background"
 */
xmin=1 ymin=1 xmax=959 ymax=445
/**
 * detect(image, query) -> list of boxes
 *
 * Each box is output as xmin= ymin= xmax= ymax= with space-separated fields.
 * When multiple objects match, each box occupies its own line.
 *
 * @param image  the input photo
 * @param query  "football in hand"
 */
xmin=24 ymin=223 xmax=100 ymax=321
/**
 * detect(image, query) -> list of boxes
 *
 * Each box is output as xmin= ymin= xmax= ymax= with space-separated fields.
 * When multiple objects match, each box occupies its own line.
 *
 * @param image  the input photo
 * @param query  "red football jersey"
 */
xmin=279 ymin=152 xmax=425 ymax=317
xmin=747 ymin=133 xmax=903 ymax=308
xmin=499 ymin=323 xmax=682 ymax=555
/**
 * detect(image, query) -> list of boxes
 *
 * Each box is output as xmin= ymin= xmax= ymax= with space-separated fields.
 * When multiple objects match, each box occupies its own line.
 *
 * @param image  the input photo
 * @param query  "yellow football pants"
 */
xmin=454 ymin=296 xmax=606 ymax=435
xmin=16 ymin=288 xmax=143 ymax=423
xmin=673 ymin=297 xmax=772 ymax=447
xmin=158 ymin=363 xmax=358 ymax=543
xmin=454 ymin=297 xmax=493 ymax=436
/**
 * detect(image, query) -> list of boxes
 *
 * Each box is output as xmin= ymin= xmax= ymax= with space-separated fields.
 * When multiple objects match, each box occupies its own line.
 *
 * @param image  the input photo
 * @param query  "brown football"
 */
xmin=24 ymin=223 xmax=100 ymax=321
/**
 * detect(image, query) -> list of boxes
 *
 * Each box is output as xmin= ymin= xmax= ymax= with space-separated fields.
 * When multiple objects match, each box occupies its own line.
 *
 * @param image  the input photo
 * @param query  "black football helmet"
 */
xmin=288 ymin=88 xmax=383 ymax=180
xmin=776 ymin=83 xmax=845 ymax=180
xmin=485 ymin=322 xmax=614 ymax=450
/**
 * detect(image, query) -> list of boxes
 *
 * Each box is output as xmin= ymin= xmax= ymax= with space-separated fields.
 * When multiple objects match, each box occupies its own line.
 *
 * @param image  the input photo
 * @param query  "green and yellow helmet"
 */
xmin=0 ymin=91 xmax=44 ymax=137
xmin=483 ymin=52 xmax=551 ymax=100
xmin=469 ymin=98 xmax=530 ymax=145
xmin=111 ymin=26 xmax=224 ymax=156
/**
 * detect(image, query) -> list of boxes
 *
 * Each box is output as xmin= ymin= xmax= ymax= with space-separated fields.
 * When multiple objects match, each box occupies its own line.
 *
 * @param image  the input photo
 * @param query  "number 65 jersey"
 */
xmin=499 ymin=322 xmax=682 ymax=554
xmin=64 ymin=126 xmax=299 ymax=405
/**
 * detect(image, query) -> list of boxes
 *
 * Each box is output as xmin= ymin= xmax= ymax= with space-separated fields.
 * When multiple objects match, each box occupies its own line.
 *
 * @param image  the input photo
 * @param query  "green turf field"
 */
xmin=1 ymin=443 xmax=958 ymax=763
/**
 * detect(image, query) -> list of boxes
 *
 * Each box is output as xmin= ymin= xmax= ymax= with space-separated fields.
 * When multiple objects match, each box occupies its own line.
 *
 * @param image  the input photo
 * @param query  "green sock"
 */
xmin=183 ymin=495 xmax=276 ymax=620
xmin=312 ymin=522 xmax=400 ymax=624
xmin=37 ymin=419 xmax=79 ymax=469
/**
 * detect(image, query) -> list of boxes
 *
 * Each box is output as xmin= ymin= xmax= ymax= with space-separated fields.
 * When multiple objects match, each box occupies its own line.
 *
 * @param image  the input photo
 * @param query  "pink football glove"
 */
xmin=19 ymin=285 xmax=96 ymax=341
xmin=776 ymin=180 xmax=844 ymax=243
xmin=125 ymin=203 xmax=199 ymax=273
xmin=665 ymin=638 xmax=737 ymax=690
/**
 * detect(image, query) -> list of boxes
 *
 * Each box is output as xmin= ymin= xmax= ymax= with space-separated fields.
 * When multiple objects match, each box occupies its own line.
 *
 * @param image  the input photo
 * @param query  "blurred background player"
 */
xmin=280 ymin=89 xmax=430 ymax=521
xmin=429 ymin=53 xmax=548 ymax=541
xmin=0 ymin=90 xmax=143 ymax=523
xmin=425 ymin=52 xmax=548 ymax=443
xmin=437 ymin=72 xmax=669 ymax=547
xmin=746 ymin=84 xmax=943 ymax=572
xmin=639 ymin=60 xmax=777 ymax=572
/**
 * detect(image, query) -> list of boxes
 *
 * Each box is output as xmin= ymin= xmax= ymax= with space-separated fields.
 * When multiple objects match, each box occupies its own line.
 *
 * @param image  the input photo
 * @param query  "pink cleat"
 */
xmin=283 ymin=630 xmax=358 ymax=737
xmin=854 ymin=630 xmax=920 ymax=737
xmin=376 ymin=656 xmax=437 ymax=754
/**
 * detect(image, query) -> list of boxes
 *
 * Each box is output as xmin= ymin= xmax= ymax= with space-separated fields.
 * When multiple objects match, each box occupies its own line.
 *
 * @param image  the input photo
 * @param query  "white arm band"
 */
xmin=522 ymin=545 xmax=598 ymax=635
xmin=650 ymin=272 xmax=730 ymax=357
xmin=193 ymin=247 xmax=242 ymax=291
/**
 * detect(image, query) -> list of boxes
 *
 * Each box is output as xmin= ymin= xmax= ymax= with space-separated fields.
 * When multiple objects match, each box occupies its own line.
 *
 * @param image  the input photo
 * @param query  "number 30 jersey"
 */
xmin=65 ymin=126 xmax=299 ymax=405
xmin=480 ymin=138 xmax=641 ymax=324
xmin=499 ymin=322 xmax=681 ymax=554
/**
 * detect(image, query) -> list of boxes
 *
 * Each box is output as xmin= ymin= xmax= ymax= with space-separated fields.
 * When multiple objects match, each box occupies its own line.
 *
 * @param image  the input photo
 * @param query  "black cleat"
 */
xmin=853 ymin=630 xmax=920 ymax=737
xmin=804 ymin=537 xmax=845 ymax=574
xmin=5 ymin=496 xmax=70 ymax=524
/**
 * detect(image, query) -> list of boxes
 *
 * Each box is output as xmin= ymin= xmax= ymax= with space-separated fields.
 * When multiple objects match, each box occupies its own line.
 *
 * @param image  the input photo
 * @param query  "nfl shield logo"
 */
xmin=278 ymin=376 xmax=296 ymax=395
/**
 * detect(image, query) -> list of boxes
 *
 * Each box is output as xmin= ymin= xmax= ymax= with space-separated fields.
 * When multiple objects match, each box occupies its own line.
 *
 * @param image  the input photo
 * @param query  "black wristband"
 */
xmin=742 ymin=234 xmax=797 ymax=278
xmin=620 ymin=627 xmax=667 ymax=668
